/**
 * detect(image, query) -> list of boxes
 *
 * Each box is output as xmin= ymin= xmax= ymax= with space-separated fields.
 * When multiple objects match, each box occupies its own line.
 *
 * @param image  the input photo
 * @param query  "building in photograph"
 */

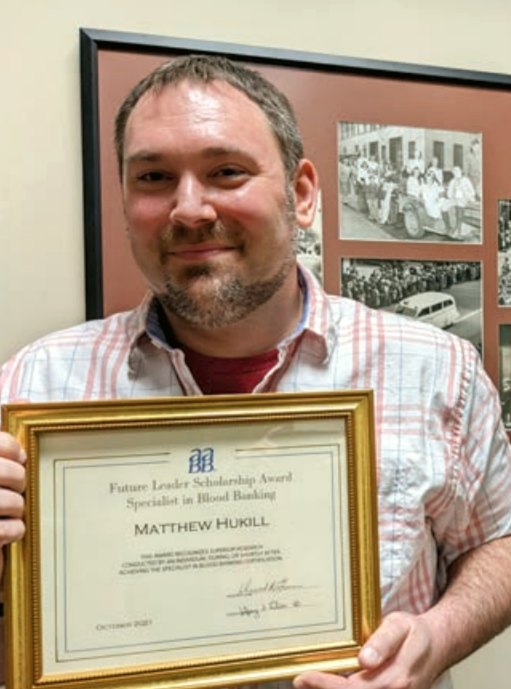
xmin=338 ymin=123 xmax=480 ymax=180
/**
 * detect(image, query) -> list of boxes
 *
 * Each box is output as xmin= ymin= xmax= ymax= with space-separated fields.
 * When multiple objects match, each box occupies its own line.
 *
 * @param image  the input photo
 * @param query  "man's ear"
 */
xmin=292 ymin=158 xmax=319 ymax=229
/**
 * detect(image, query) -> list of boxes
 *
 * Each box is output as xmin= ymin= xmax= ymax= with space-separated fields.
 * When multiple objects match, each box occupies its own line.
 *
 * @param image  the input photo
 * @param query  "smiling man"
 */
xmin=121 ymin=75 xmax=315 ymax=358
xmin=1 ymin=55 xmax=511 ymax=689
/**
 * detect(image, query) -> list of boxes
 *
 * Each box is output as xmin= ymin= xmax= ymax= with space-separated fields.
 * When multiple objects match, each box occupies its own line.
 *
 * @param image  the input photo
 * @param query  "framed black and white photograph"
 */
xmin=498 ymin=199 xmax=511 ymax=306
xmin=499 ymin=325 xmax=511 ymax=428
xmin=338 ymin=123 xmax=482 ymax=244
xmin=341 ymin=258 xmax=482 ymax=352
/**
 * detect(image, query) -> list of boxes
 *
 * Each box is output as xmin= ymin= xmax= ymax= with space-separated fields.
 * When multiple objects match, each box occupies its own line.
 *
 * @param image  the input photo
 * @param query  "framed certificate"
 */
xmin=2 ymin=391 xmax=380 ymax=689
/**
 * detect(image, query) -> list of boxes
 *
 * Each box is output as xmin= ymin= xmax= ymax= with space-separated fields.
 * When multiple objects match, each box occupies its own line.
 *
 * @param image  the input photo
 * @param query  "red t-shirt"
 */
xmin=155 ymin=302 xmax=278 ymax=394
xmin=181 ymin=344 xmax=279 ymax=394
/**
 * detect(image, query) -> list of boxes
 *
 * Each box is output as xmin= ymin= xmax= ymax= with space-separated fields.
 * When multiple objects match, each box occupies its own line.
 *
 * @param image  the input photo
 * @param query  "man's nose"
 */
xmin=169 ymin=175 xmax=217 ymax=227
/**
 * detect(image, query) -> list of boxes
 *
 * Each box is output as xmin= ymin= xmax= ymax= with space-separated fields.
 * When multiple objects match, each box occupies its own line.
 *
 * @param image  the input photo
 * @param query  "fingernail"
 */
xmin=359 ymin=645 xmax=381 ymax=666
xmin=19 ymin=449 xmax=27 ymax=464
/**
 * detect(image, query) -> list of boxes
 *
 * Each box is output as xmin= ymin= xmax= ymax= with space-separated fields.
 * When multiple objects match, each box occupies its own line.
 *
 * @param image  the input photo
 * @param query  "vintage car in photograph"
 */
xmin=399 ymin=192 xmax=481 ymax=240
xmin=394 ymin=292 xmax=461 ymax=329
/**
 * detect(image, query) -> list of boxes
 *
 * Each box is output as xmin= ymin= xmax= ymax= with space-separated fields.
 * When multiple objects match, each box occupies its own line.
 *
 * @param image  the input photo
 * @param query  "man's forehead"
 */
xmin=128 ymin=78 xmax=267 ymax=126
xmin=123 ymin=77 xmax=280 ymax=160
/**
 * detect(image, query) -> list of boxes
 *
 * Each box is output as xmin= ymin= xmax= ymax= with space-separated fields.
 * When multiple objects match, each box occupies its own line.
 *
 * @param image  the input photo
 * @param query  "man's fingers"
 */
xmin=358 ymin=613 xmax=413 ymax=669
xmin=0 ymin=432 xmax=27 ymax=492
xmin=0 ymin=432 xmax=27 ymax=464
xmin=0 ymin=518 xmax=25 ymax=548
xmin=0 ymin=457 xmax=26 ymax=493
xmin=294 ymin=671 xmax=348 ymax=689
xmin=0 ymin=432 xmax=26 ymax=495
xmin=294 ymin=614 xmax=419 ymax=689
xmin=0 ymin=433 xmax=27 ymax=551
xmin=0 ymin=488 xmax=24 ymax=519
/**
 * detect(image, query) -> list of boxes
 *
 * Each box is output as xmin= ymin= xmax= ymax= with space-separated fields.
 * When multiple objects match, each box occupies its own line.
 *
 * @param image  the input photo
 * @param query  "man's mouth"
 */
xmin=166 ymin=243 xmax=237 ymax=262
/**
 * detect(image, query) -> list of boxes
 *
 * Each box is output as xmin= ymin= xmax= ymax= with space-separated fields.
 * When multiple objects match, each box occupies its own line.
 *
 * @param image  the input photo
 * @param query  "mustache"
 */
xmin=158 ymin=221 xmax=235 ymax=249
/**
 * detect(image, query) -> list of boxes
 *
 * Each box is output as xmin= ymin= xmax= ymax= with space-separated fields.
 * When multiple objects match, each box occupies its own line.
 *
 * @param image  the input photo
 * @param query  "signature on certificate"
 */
xmin=226 ymin=597 xmax=312 ymax=620
xmin=226 ymin=577 xmax=307 ymax=598
xmin=225 ymin=578 xmax=317 ymax=620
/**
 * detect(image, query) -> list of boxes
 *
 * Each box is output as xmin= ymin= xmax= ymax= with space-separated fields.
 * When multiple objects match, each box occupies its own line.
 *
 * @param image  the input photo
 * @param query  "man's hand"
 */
xmin=295 ymin=535 xmax=511 ymax=689
xmin=0 ymin=431 xmax=26 ymax=576
xmin=294 ymin=611 xmax=442 ymax=689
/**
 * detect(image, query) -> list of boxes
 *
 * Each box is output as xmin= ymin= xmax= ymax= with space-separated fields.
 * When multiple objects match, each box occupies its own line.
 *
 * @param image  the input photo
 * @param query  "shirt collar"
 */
xmin=292 ymin=265 xmax=338 ymax=363
xmin=125 ymin=292 xmax=165 ymax=374
xmin=126 ymin=265 xmax=337 ymax=368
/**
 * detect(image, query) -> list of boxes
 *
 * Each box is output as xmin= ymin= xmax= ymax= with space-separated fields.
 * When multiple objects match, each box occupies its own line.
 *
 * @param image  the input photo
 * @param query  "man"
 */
xmin=466 ymin=139 xmax=482 ymax=201
xmin=1 ymin=55 xmax=511 ymax=689
xmin=446 ymin=166 xmax=476 ymax=238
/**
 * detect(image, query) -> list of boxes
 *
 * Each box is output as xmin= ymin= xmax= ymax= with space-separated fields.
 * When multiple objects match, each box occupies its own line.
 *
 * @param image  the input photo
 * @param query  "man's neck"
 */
xmin=163 ymin=277 xmax=304 ymax=358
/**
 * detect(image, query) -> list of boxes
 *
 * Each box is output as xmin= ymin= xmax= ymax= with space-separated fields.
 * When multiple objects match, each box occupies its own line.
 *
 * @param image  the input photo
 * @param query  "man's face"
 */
xmin=121 ymin=79 xmax=316 ymax=330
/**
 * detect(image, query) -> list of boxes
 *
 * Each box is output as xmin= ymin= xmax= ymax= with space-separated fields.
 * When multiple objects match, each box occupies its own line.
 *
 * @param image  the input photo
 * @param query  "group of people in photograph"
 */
xmin=342 ymin=260 xmax=480 ymax=311
xmin=296 ymin=227 xmax=323 ymax=281
xmin=499 ymin=215 xmax=511 ymax=252
xmin=339 ymin=149 xmax=479 ymax=237
xmin=500 ymin=375 xmax=511 ymax=427
xmin=499 ymin=256 xmax=511 ymax=306
xmin=498 ymin=202 xmax=511 ymax=305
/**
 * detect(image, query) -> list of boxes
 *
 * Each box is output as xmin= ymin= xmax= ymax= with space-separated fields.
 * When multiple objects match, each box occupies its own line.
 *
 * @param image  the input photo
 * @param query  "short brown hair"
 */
xmin=114 ymin=54 xmax=304 ymax=182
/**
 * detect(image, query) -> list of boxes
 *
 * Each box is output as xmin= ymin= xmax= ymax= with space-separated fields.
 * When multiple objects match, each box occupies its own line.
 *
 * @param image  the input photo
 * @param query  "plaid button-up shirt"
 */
xmin=2 ymin=267 xmax=510 ymax=689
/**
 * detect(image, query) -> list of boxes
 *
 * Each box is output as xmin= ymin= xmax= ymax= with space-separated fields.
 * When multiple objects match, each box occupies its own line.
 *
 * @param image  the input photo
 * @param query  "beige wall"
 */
xmin=2 ymin=0 xmax=511 ymax=686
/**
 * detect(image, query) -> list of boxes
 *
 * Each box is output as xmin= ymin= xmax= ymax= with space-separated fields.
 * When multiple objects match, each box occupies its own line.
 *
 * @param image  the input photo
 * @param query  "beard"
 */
xmin=154 ymin=197 xmax=298 ymax=330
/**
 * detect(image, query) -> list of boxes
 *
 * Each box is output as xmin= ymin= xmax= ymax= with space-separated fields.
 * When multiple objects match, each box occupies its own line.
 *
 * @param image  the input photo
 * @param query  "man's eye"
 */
xmin=137 ymin=171 xmax=170 ymax=183
xmin=213 ymin=166 xmax=246 ymax=179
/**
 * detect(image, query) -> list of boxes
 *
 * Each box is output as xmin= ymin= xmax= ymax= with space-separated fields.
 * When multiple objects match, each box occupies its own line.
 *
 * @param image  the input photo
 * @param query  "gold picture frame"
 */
xmin=2 ymin=391 xmax=380 ymax=689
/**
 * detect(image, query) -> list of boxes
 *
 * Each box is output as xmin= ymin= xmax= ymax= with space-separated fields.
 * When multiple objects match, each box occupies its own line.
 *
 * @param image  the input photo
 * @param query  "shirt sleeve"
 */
xmin=434 ymin=347 xmax=511 ymax=567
